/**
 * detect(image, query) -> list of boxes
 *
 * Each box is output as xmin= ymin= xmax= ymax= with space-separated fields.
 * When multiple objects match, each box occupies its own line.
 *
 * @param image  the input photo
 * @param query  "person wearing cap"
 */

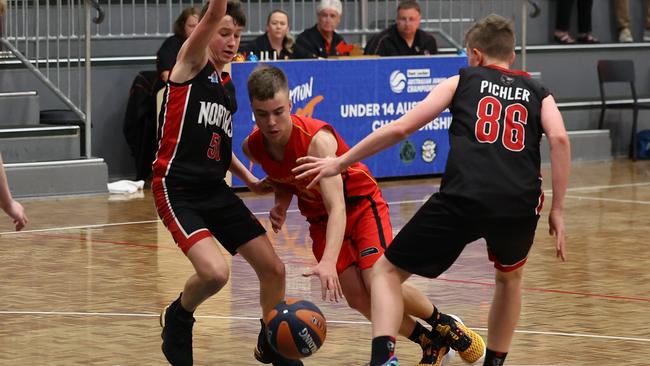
xmin=365 ymin=0 xmax=437 ymax=56
xmin=296 ymin=0 xmax=352 ymax=58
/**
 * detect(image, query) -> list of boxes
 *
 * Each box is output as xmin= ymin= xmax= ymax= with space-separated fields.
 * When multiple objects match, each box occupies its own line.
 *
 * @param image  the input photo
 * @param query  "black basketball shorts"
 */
xmin=153 ymin=178 xmax=266 ymax=255
xmin=384 ymin=193 xmax=539 ymax=278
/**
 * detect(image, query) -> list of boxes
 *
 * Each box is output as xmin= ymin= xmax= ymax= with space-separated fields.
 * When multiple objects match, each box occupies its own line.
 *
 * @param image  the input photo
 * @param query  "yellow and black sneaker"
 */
xmin=434 ymin=314 xmax=485 ymax=364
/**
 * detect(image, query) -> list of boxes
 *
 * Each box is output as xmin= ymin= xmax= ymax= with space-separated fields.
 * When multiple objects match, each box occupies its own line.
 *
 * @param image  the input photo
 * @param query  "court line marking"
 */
xmin=563 ymin=194 xmax=650 ymax=205
xmin=3 ymin=180 xmax=649 ymax=236
xmin=1 ymin=310 xmax=648 ymax=343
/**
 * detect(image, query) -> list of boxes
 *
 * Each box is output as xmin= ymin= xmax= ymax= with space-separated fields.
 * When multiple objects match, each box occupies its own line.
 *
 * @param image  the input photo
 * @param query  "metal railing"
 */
xmin=0 ymin=0 xmax=536 ymax=50
xmin=1 ymin=0 xmax=104 ymax=157
xmin=0 ymin=0 xmax=539 ymax=158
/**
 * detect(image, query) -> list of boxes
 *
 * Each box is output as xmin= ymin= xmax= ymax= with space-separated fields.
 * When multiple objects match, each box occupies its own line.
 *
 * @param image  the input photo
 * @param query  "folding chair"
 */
xmin=597 ymin=60 xmax=650 ymax=160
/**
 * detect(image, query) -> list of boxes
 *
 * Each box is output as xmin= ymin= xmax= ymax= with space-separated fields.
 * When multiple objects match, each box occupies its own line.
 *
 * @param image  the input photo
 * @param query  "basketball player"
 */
xmin=243 ymin=65 xmax=485 ymax=366
xmin=0 ymin=153 xmax=27 ymax=231
xmin=293 ymin=14 xmax=570 ymax=366
xmin=153 ymin=1 xmax=300 ymax=365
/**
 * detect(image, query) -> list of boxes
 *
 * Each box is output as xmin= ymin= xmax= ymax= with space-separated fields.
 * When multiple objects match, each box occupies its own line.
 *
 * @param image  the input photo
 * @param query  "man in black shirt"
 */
xmin=365 ymin=0 xmax=437 ymax=56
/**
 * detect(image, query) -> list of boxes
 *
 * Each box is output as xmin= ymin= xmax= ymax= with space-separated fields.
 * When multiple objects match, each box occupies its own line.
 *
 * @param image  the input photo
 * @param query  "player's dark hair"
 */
xmin=397 ymin=0 xmax=421 ymax=14
xmin=201 ymin=0 xmax=247 ymax=27
xmin=464 ymin=14 xmax=515 ymax=60
xmin=247 ymin=65 xmax=289 ymax=102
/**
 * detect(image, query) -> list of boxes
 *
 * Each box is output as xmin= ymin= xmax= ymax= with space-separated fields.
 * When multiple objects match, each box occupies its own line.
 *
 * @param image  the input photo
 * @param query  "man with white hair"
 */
xmin=296 ymin=0 xmax=351 ymax=58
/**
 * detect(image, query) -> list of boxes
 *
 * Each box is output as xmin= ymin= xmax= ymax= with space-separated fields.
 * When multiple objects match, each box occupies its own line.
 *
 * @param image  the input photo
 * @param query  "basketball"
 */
xmin=265 ymin=298 xmax=327 ymax=359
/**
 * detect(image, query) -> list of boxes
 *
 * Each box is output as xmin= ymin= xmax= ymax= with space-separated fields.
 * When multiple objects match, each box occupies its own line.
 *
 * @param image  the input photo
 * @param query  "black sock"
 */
xmin=174 ymin=294 xmax=194 ymax=320
xmin=483 ymin=348 xmax=508 ymax=366
xmin=424 ymin=306 xmax=440 ymax=327
xmin=370 ymin=335 xmax=396 ymax=365
xmin=407 ymin=322 xmax=428 ymax=346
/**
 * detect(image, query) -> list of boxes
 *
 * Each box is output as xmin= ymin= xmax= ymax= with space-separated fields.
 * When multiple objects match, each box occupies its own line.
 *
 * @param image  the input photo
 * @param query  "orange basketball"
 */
xmin=265 ymin=298 xmax=327 ymax=359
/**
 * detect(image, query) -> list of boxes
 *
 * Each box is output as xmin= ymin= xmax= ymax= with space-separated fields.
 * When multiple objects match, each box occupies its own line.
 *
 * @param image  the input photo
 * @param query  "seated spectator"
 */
xmin=296 ymin=0 xmax=352 ymax=58
xmin=364 ymin=0 xmax=437 ymax=56
xmin=553 ymin=0 xmax=599 ymax=44
xmin=614 ymin=0 xmax=650 ymax=42
xmin=156 ymin=7 xmax=199 ymax=84
xmin=243 ymin=9 xmax=310 ymax=59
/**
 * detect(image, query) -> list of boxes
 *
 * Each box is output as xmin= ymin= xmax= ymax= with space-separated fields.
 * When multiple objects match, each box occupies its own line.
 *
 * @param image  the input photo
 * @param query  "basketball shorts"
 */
xmin=308 ymin=190 xmax=392 ymax=274
xmin=385 ymin=193 xmax=539 ymax=278
xmin=152 ymin=177 xmax=266 ymax=255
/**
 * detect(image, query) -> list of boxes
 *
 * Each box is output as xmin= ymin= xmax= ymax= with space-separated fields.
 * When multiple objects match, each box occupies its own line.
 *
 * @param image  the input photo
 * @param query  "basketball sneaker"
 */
xmin=381 ymin=355 xmax=399 ymax=365
xmin=160 ymin=296 xmax=195 ymax=366
xmin=254 ymin=319 xmax=304 ymax=366
xmin=433 ymin=314 xmax=485 ymax=364
xmin=417 ymin=331 xmax=454 ymax=366
xmin=362 ymin=355 xmax=400 ymax=366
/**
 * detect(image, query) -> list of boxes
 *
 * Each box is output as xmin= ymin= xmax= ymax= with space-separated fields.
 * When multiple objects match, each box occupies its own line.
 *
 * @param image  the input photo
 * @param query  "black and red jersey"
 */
xmin=247 ymin=115 xmax=379 ymax=219
xmin=440 ymin=65 xmax=551 ymax=217
xmin=153 ymin=62 xmax=236 ymax=186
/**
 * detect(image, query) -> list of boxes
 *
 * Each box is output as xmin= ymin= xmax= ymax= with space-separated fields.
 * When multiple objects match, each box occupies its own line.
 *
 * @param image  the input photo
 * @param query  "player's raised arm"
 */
xmin=293 ymin=75 xmax=459 ymax=189
xmin=172 ymin=0 xmax=227 ymax=82
xmin=540 ymin=94 xmax=570 ymax=261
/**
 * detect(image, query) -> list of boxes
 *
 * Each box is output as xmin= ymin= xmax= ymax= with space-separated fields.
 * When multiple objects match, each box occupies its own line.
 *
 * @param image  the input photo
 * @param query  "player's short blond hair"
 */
xmin=464 ymin=14 xmax=515 ymax=61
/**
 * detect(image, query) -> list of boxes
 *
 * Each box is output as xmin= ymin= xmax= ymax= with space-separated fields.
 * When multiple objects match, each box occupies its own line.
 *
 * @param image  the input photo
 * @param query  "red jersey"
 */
xmin=247 ymin=115 xmax=379 ymax=218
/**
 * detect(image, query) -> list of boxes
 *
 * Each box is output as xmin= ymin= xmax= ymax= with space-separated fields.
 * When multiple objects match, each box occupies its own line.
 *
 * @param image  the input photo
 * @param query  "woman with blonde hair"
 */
xmin=244 ymin=9 xmax=309 ymax=59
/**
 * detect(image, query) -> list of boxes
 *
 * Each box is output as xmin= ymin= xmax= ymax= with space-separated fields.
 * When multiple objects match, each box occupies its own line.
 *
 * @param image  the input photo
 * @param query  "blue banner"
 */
xmin=231 ymin=55 xmax=467 ymax=186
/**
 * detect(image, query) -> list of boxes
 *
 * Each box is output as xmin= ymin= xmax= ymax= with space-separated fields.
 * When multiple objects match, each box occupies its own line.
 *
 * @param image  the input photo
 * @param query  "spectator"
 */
xmin=243 ymin=9 xmax=310 ymax=59
xmin=296 ymin=0 xmax=352 ymax=58
xmin=156 ymin=7 xmax=199 ymax=84
xmin=553 ymin=0 xmax=599 ymax=44
xmin=0 ymin=153 xmax=28 ymax=231
xmin=614 ymin=0 xmax=650 ymax=42
xmin=364 ymin=0 xmax=437 ymax=56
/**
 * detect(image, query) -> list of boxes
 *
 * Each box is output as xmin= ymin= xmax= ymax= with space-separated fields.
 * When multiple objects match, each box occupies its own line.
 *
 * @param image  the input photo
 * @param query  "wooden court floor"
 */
xmin=1 ymin=159 xmax=649 ymax=365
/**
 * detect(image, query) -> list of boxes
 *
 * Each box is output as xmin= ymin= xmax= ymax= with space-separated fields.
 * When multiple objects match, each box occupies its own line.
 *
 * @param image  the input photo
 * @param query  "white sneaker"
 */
xmin=618 ymin=28 xmax=633 ymax=43
xmin=643 ymin=29 xmax=650 ymax=42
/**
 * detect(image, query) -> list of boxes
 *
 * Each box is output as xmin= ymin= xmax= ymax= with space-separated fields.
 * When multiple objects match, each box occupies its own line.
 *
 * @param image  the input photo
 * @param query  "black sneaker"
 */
xmin=254 ymin=319 xmax=304 ymax=366
xmin=434 ymin=314 xmax=485 ymax=364
xmin=160 ymin=296 xmax=195 ymax=366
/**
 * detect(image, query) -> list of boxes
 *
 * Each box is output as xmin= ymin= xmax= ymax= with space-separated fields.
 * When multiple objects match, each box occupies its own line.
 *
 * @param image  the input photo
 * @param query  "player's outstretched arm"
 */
xmin=229 ymin=152 xmax=272 ymax=195
xmin=0 ymin=154 xmax=28 ymax=231
xmin=541 ymin=94 xmax=570 ymax=261
xmin=172 ymin=0 xmax=227 ymax=82
xmin=293 ymin=75 xmax=459 ymax=189
xmin=301 ymin=129 xmax=345 ymax=302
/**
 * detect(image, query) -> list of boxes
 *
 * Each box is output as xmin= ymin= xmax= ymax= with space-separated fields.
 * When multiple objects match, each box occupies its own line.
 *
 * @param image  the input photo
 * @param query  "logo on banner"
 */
xmin=421 ymin=140 xmax=436 ymax=163
xmin=400 ymin=140 xmax=416 ymax=164
xmin=389 ymin=70 xmax=407 ymax=93
xmin=390 ymin=68 xmax=446 ymax=94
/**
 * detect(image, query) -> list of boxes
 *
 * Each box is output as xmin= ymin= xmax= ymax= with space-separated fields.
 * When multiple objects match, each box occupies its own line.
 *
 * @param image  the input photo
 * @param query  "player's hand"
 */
xmin=269 ymin=204 xmax=287 ymax=233
xmin=292 ymin=156 xmax=343 ymax=190
xmin=5 ymin=200 xmax=27 ymax=231
xmin=247 ymin=177 xmax=274 ymax=195
xmin=549 ymin=208 xmax=566 ymax=261
xmin=302 ymin=261 xmax=343 ymax=302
